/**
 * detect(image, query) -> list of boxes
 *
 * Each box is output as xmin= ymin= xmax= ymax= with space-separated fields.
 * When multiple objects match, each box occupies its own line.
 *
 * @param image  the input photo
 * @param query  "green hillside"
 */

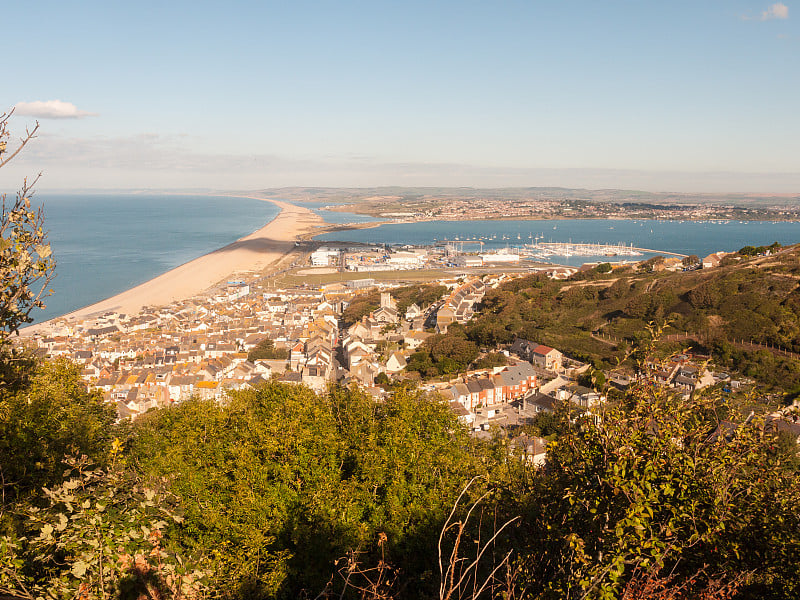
xmin=456 ymin=245 xmax=800 ymax=392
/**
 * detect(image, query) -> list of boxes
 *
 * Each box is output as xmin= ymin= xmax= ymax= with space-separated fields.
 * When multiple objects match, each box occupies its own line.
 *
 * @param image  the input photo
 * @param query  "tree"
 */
xmin=688 ymin=281 xmax=721 ymax=309
xmin=578 ymin=367 xmax=606 ymax=391
xmin=471 ymin=352 xmax=508 ymax=370
xmin=247 ymin=338 xmax=288 ymax=361
xmin=466 ymin=317 xmax=515 ymax=347
xmin=126 ymin=382 xmax=487 ymax=598
xmin=0 ymin=109 xmax=54 ymax=347
xmin=600 ymin=277 xmax=630 ymax=301
xmin=406 ymin=349 xmax=437 ymax=377
xmin=391 ymin=283 xmax=448 ymax=314
xmin=0 ymin=359 xmax=116 ymax=507
xmin=596 ymin=262 xmax=613 ymax=274
xmin=682 ymin=254 xmax=699 ymax=267
xmin=341 ymin=291 xmax=380 ymax=326
xmin=0 ymin=113 xmax=108 ymax=513
xmin=624 ymin=293 xmax=653 ymax=319
xmin=529 ymin=410 xmax=561 ymax=438
xmin=426 ymin=333 xmax=479 ymax=373
xmin=637 ymin=256 xmax=665 ymax=273
xmin=503 ymin=346 xmax=800 ymax=599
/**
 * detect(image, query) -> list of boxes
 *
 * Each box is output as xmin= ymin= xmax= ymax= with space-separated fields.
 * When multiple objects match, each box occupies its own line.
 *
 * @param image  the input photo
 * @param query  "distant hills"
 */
xmin=253 ymin=185 xmax=800 ymax=207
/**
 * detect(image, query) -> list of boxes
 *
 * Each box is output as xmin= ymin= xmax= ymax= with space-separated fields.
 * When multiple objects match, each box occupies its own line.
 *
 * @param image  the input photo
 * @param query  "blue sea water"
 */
xmin=315 ymin=218 xmax=800 ymax=266
xmin=30 ymin=194 xmax=280 ymax=324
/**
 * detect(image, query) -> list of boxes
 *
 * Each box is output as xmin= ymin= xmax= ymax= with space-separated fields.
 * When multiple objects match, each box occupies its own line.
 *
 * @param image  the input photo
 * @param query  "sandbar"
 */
xmin=23 ymin=196 xmax=323 ymax=333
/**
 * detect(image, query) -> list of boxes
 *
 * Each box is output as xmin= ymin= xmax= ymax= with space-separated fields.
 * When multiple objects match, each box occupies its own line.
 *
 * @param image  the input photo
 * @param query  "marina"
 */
xmin=431 ymin=239 xmax=687 ymax=262
xmin=523 ymin=241 xmax=644 ymax=259
xmin=316 ymin=217 xmax=791 ymax=268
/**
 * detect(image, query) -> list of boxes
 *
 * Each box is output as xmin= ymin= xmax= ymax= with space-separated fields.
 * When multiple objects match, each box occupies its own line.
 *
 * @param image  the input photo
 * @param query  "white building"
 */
xmin=310 ymin=248 xmax=340 ymax=266
xmin=455 ymin=256 xmax=483 ymax=267
xmin=480 ymin=251 xmax=520 ymax=263
xmin=387 ymin=250 xmax=425 ymax=268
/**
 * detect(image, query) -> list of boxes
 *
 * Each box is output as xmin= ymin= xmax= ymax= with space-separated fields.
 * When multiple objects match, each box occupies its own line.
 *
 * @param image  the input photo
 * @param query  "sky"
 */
xmin=2 ymin=0 xmax=799 ymax=193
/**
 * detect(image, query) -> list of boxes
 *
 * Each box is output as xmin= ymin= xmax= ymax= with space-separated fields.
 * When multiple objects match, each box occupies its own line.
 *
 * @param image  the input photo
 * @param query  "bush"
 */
xmin=247 ymin=338 xmax=288 ymax=361
xmin=0 ymin=455 xmax=210 ymax=600
xmin=0 ymin=358 xmax=116 ymax=503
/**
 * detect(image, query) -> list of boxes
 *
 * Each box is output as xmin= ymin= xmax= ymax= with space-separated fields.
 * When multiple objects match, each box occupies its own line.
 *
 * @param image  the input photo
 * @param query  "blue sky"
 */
xmin=2 ymin=1 xmax=799 ymax=192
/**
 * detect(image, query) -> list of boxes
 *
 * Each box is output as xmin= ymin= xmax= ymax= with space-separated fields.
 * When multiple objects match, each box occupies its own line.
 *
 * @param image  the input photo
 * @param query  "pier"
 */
xmin=628 ymin=246 xmax=688 ymax=258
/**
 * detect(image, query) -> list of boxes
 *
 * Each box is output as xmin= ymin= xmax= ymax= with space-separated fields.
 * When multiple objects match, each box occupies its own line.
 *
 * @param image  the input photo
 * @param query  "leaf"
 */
xmin=71 ymin=559 xmax=89 ymax=578
xmin=56 ymin=513 xmax=68 ymax=531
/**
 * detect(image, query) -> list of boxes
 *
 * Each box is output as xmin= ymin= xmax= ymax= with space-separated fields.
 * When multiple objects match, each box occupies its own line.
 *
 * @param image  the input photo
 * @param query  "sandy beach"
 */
xmin=22 ymin=196 xmax=323 ymax=333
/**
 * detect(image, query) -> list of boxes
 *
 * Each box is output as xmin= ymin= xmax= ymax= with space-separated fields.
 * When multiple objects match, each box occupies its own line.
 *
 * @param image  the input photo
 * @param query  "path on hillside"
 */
xmin=591 ymin=329 xmax=800 ymax=360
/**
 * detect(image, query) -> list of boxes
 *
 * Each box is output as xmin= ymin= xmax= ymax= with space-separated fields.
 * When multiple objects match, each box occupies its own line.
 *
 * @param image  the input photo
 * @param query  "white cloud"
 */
xmin=761 ymin=3 xmax=789 ymax=20
xmin=13 ymin=100 xmax=96 ymax=119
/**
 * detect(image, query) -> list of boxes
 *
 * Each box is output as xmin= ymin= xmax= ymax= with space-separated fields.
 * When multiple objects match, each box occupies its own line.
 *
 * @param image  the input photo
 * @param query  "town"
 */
xmin=26 ymin=240 xmax=766 ymax=456
xmin=273 ymin=186 xmax=800 ymax=223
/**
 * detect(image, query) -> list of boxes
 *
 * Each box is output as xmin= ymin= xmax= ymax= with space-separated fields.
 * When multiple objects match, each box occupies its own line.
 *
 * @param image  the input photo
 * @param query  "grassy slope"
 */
xmin=467 ymin=246 xmax=800 ymax=390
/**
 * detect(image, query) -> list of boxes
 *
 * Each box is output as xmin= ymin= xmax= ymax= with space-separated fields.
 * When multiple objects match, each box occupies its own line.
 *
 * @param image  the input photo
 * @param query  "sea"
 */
xmin=19 ymin=194 xmax=800 ymax=324
xmin=27 ymin=194 xmax=280 ymax=324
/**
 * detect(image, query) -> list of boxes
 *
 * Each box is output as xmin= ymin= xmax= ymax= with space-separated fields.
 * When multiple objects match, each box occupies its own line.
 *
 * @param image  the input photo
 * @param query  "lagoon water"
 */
xmin=316 ymin=218 xmax=800 ymax=266
xmin=30 ymin=194 xmax=280 ymax=324
xmin=309 ymin=208 xmax=380 ymax=224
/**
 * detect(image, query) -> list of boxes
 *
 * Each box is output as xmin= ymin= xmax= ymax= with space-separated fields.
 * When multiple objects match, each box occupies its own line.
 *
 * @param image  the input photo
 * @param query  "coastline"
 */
xmin=21 ymin=197 xmax=797 ymax=336
xmin=22 ymin=196 xmax=324 ymax=334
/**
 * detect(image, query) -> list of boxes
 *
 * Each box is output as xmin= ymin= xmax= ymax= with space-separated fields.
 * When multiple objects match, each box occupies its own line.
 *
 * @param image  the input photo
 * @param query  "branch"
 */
xmin=438 ymin=476 xmax=520 ymax=600
xmin=450 ymin=517 xmax=519 ymax=600
xmin=439 ymin=476 xmax=484 ymax=598
xmin=0 ymin=120 xmax=39 ymax=170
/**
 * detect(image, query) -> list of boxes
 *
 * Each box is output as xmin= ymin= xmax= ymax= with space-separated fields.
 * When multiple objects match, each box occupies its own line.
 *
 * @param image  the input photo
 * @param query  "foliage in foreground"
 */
xmin=0 ymin=359 xmax=116 ymax=508
xmin=1 ymin=454 xmax=209 ymax=600
xmin=2 ymin=365 xmax=799 ymax=600
xmin=0 ymin=112 xmax=54 ymax=352
xmin=505 ymin=382 xmax=800 ymax=599
xmin=125 ymin=383 xmax=487 ymax=599
xmin=322 ymin=365 xmax=800 ymax=599
xmin=1 ymin=109 xmax=56 ymax=390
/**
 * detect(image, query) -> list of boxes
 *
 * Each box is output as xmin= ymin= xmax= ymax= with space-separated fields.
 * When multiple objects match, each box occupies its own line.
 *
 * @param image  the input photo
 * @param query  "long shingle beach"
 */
xmin=22 ymin=196 xmax=323 ymax=332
